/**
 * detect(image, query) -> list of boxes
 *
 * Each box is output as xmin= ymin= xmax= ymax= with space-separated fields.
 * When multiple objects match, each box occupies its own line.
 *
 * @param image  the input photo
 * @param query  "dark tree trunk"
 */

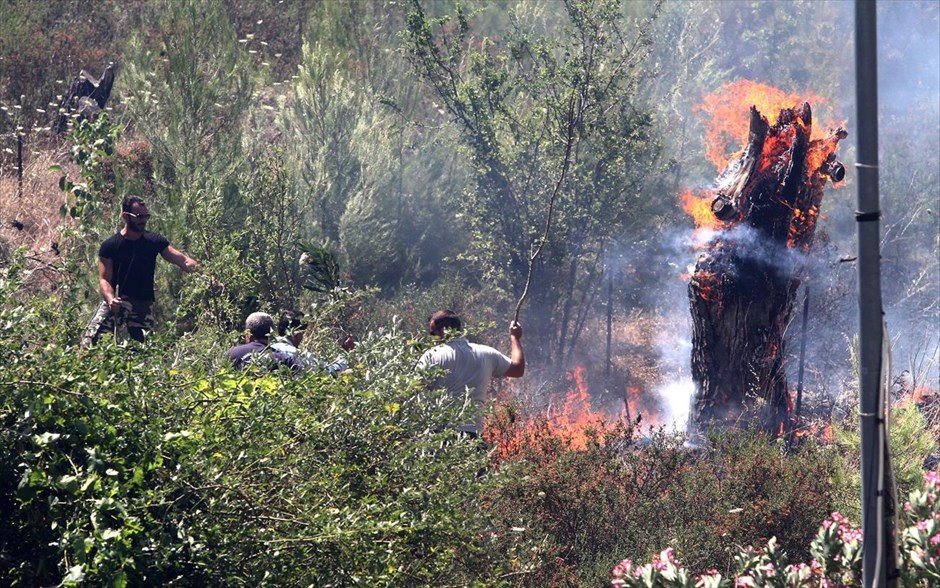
xmin=687 ymin=103 xmax=846 ymax=440
xmin=55 ymin=63 xmax=116 ymax=133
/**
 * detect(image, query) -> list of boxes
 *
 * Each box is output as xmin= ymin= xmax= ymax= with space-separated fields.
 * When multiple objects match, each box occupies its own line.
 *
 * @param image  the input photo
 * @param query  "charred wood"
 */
xmin=687 ymin=102 xmax=846 ymax=440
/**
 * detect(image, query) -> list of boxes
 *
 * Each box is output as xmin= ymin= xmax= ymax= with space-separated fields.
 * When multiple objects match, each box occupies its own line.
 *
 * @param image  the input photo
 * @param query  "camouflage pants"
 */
xmin=81 ymin=299 xmax=155 ymax=348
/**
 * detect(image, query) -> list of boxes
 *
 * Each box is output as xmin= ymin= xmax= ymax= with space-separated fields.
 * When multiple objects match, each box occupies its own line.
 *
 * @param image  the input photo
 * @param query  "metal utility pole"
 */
xmin=855 ymin=1 xmax=898 ymax=586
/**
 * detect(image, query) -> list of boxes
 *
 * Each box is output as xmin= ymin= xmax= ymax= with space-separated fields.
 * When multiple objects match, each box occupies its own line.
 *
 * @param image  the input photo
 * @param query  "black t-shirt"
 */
xmin=98 ymin=231 xmax=170 ymax=301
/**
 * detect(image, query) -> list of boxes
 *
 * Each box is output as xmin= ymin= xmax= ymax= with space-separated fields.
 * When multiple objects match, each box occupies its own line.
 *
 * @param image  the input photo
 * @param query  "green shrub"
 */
xmin=482 ymin=415 xmax=844 ymax=586
xmin=609 ymin=470 xmax=940 ymax=587
xmin=0 ymin=262 xmax=511 ymax=586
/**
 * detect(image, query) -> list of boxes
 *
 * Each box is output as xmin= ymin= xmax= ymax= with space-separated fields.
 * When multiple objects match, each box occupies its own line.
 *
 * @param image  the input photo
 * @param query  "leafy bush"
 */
xmin=609 ymin=470 xmax=940 ymax=587
xmin=831 ymin=404 xmax=939 ymax=521
xmin=0 ymin=262 xmax=511 ymax=586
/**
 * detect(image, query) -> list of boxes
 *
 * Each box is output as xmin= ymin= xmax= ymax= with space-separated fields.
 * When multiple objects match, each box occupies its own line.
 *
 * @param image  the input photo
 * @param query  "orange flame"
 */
xmin=486 ymin=366 xmax=653 ymax=457
xmin=793 ymin=421 xmax=834 ymax=444
xmin=692 ymin=270 xmax=719 ymax=302
xmin=680 ymin=189 xmax=721 ymax=230
xmin=684 ymin=79 xmax=845 ymax=252
xmin=695 ymin=79 xmax=826 ymax=170
xmin=547 ymin=366 xmax=609 ymax=450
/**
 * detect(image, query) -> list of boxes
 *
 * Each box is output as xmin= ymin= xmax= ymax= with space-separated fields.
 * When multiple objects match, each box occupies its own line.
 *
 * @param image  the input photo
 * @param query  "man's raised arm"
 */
xmin=505 ymin=321 xmax=525 ymax=378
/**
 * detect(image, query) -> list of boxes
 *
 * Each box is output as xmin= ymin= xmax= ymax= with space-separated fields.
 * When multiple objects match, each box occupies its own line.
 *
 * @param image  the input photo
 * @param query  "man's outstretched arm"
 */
xmin=505 ymin=321 xmax=525 ymax=378
xmin=161 ymin=246 xmax=199 ymax=273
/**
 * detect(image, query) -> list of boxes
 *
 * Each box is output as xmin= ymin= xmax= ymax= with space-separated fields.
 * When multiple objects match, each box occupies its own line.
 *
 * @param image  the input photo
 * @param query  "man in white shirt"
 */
xmin=417 ymin=309 xmax=525 ymax=436
xmin=272 ymin=310 xmax=351 ymax=375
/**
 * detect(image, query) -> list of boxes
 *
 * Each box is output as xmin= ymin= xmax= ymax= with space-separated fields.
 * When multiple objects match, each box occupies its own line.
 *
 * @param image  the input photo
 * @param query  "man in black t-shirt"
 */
xmin=81 ymin=195 xmax=199 ymax=347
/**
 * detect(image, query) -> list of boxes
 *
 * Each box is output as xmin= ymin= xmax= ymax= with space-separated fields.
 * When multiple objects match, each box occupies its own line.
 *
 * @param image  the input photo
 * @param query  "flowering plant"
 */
xmin=611 ymin=471 xmax=940 ymax=587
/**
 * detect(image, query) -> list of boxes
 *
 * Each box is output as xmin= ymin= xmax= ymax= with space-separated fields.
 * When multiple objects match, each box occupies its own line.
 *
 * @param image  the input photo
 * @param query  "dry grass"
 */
xmin=609 ymin=307 xmax=689 ymax=386
xmin=0 ymin=146 xmax=77 ymax=288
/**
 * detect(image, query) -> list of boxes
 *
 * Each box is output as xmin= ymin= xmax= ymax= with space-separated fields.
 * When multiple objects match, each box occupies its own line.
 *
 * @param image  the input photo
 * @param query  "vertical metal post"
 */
xmin=16 ymin=133 xmax=23 ymax=199
xmin=855 ymin=1 xmax=896 ymax=585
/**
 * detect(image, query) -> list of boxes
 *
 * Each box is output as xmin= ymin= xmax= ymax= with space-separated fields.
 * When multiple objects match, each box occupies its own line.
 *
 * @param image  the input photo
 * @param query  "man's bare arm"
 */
xmin=505 ymin=321 xmax=525 ymax=378
xmin=98 ymin=258 xmax=122 ymax=313
xmin=161 ymin=246 xmax=199 ymax=273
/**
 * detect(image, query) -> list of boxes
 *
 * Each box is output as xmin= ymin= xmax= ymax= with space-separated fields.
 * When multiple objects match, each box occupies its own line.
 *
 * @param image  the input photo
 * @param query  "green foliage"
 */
xmin=239 ymin=146 xmax=307 ymax=308
xmin=404 ymin=0 xmax=665 ymax=365
xmin=0 ymin=263 xmax=509 ymax=586
xmin=831 ymin=404 xmax=939 ymax=521
xmin=298 ymin=241 xmax=342 ymax=294
xmin=52 ymin=114 xmax=122 ymax=299
xmin=609 ymin=471 xmax=940 ymax=587
xmin=284 ymin=17 xmax=465 ymax=290
xmin=122 ymin=0 xmax=251 ymax=191
xmin=121 ymin=0 xmax=253 ymax=259
xmin=0 ymin=259 xmax=208 ymax=586
xmin=283 ymin=40 xmax=364 ymax=245
xmin=55 ymin=115 xmax=120 ymax=233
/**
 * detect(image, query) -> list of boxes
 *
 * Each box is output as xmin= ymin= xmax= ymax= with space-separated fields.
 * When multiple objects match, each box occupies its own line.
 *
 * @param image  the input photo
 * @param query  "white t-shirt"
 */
xmin=417 ymin=337 xmax=512 ymax=433
xmin=271 ymin=338 xmax=349 ymax=375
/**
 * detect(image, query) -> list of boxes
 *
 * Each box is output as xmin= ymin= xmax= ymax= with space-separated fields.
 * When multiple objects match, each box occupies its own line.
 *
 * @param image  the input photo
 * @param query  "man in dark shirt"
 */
xmin=225 ymin=312 xmax=296 ymax=370
xmin=81 ymin=195 xmax=199 ymax=347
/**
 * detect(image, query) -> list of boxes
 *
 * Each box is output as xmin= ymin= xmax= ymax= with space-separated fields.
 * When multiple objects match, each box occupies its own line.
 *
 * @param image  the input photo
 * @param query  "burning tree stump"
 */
xmin=687 ymin=102 xmax=846 ymax=439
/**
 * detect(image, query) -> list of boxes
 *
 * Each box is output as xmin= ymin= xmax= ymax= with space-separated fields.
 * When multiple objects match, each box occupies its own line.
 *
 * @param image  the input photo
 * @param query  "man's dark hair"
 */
xmin=122 ymin=195 xmax=146 ymax=213
xmin=429 ymin=309 xmax=462 ymax=333
xmin=278 ymin=310 xmax=307 ymax=337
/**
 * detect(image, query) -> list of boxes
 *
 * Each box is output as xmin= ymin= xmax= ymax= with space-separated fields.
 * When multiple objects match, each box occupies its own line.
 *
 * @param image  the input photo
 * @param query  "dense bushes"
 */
xmin=2 ymin=255 xmax=934 ymax=586
xmin=0 ymin=263 xmax=507 ymax=586
xmin=610 ymin=470 xmax=940 ymax=586
xmin=0 ymin=252 xmax=859 ymax=587
xmin=481 ymin=414 xmax=842 ymax=586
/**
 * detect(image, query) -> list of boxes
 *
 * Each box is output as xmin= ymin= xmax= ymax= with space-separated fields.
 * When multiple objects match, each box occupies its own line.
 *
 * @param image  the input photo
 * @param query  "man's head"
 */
xmin=245 ymin=312 xmax=275 ymax=342
xmin=121 ymin=195 xmax=150 ymax=234
xmin=278 ymin=310 xmax=307 ymax=345
xmin=428 ymin=309 xmax=462 ymax=337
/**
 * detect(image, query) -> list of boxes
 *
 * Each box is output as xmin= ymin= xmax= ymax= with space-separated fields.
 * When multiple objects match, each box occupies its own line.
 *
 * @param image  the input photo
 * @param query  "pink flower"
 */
xmin=930 ymin=534 xmax=939 ymax=545
xmin=612 ymin=559 xmax=634 ymax=581
xmin=925 ymin=470 xmax=939 ymax=488
xmin=653 ymin=548 xmax=676 ymax=571
xmin=699 ymin=569 xmax=722 ymax=581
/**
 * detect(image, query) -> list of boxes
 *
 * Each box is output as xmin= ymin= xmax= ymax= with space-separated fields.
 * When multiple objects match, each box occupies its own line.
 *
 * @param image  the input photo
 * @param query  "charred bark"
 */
xmin=687 ymin=103 xmax=846 ymax=439
xmin=54 ymin=63 xmax=116 ymax=134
